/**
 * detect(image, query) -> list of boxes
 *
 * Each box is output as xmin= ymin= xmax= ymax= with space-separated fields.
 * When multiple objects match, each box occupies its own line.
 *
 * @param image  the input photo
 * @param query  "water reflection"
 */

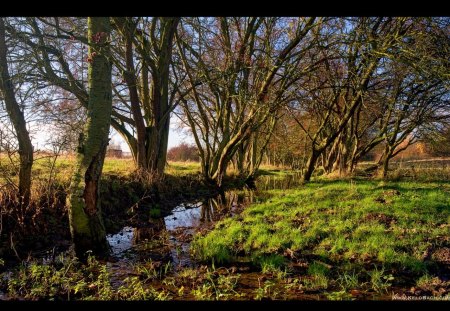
xmin=106 ymin=173 xmax=301 ymax=265
xmin=255 ymin=172 xmax=302 ymax=191
xmin=107 ymin=226 xmax=134 ymax=256
xmin=162 ymin=188 xmax=260 ymax=268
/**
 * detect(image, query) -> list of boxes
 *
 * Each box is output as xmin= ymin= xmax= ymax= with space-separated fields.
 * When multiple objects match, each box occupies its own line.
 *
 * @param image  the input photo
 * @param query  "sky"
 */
xmin=109 ymin=124 xmax=192 ymax=154
xmin=31 ymin=117 xmax=194 ymax=153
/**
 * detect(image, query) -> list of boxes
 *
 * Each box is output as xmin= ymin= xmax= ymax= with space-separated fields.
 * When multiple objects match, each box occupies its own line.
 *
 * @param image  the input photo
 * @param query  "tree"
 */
xmin=0 ymin=18 xmax=34 ymax=207
xmin=291 ymin=17 xmax=414 ymax=182
xmin=111 ymin=17 xmax=180 ymax=176
xmin=66 ymin=17 xmax=112 ymax=259
xmin=6 ymin=17 xmax=180 ymax=177
xmin=167 ymin=143 xmax=199 ymax=162
xmin=176 ymin=17 xmax=318 ymax=186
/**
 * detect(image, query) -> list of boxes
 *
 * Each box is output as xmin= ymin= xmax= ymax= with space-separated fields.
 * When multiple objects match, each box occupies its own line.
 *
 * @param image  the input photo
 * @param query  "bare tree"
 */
xmin=0 ymin=18 xmax=33 ymax=207
xmin=176 ymin=17 xmax=318 ymax=186
xmin=111 ymin=17 xmax=180 ymax=176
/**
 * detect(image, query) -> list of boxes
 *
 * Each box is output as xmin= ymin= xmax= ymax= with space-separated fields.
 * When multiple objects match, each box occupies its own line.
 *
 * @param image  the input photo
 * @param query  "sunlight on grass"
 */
xmin=191 ymin=180 xmax=450 ymax=283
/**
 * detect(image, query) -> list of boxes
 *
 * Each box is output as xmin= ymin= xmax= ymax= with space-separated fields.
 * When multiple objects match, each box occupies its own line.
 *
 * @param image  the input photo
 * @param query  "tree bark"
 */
xmin=145 ymin=18 xmax=179 ymax=175
xmin=66 ymin=17 xmax=111 ymax=259
xmin=0 ymin=18 xmax=33 ymax=208
xmin=302 ymin=149 xmax=319 ymax=183
xmin=123 ymin=25 xmax=147 ymax=171
xmin=378 ymin=144 xmax=393 ymax=180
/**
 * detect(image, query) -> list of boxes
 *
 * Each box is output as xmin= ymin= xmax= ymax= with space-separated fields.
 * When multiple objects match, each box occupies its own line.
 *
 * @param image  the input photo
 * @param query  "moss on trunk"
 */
xmin=67 ymin=17 xmax=112 ymax=259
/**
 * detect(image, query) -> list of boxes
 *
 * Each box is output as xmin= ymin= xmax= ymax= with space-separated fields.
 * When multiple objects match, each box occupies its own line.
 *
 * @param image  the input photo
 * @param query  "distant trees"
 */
xmin=167 ymin=143 xmax=199 ymax=162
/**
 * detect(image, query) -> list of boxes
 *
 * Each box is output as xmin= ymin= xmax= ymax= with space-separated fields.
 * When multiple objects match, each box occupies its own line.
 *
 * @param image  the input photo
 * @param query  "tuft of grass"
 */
xmin=149 ymin=206 xmax=161 ymax=218
xmin=258 ymin=254 xmax=286 ymax=273
xmin=336 ymin=270 xmax=361 ymax=291
xmin=307 ymin=261 xmax=330 ymax=277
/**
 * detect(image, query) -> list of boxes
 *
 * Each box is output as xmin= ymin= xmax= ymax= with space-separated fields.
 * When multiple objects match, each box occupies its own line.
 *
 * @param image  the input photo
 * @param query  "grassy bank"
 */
xmin=191 ymin=180 xmax=450 ymax=297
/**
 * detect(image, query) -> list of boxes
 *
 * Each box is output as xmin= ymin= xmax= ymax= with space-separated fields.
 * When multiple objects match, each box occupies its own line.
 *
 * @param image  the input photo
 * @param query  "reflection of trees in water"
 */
xmin=200 ymin=199 xmax=214 ymax=222
xmin=256 ymin=173 xmax=302 ymax=191
xmin=200 ymin=188 xmax=256 ymax=223
xmin=132 ymin=219 xmax=165 ymax=244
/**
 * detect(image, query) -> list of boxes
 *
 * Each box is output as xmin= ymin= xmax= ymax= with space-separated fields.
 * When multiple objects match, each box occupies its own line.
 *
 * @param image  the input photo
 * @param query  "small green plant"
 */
xmin=416 ymin=274 xmax=433 ymax=288
xmin=325 ymin=290 xmax=355 ymax=300
xmin=337 ymin=270 xmax=361 ymax=290
xmin=178 ymin=268 xmax=198 ymax=280
xmin=258 ymin=254 xmax=286 ymax=274
xmin=191 ymin=283 xmax=213 ymax=300
xmin=149 ymin=206 xmax=161 ymax=218
xmin=307 ymin=261 xmax=330 ymax=276
xmin=368 ymin=266 xmax=394 ymax=293
xmin=134 ymin=261 xmax=158 ymax=281
xmin=302 ymin=274 xmax=329 ymax=291
xmin=116 ymin=277 xmax=151 ymax=300
xmin=160 ymin=262 xmax=172 ymax=278
xmin=254 ymin=279 xmax=279 ymax=300
xmin=415 ymin=274 xmax=445 ymax=292
xmin=214 ymin=273 xmax=240 ymax=300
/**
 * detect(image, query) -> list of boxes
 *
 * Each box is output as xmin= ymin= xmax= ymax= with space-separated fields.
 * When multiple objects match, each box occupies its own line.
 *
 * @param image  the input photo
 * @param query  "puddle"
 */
xmin=102 ymin=175 xmax=304 ymax=275
xmin=164 ymin=202 xmax=204 ymax=268
xmin=107 ymin=226 xmax=134 ymax=256
xmin=164 ymin=203 xmax=203 ymax=231
xmin=104 ymin=189 xmax=261 ymax=269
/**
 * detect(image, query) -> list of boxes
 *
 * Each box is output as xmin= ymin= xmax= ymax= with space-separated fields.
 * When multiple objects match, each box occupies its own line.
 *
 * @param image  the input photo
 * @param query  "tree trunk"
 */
xmin=123 ymin=27 xmax=147 ymax=171
xmin=302 ymin=148 xmax=320 ymax=183
xmin=236 ymin=145 xmax=245 ymax=174
xmin=144 ymin=18 xmax=179 ymax=176
xmin=0 ymin=18 xmax=33 ymax=208
xmin=381 ymin=155 xmax=390 ymax=179
xmin=67 ymin=17 xmax=111 ymax=259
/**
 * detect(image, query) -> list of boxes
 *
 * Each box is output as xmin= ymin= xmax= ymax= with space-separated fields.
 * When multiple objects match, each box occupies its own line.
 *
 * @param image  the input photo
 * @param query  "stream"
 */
xmin=105 ymin=173 xmax=296 ymax=271
xmin=106 ymin=185 xmax=259 ymax=269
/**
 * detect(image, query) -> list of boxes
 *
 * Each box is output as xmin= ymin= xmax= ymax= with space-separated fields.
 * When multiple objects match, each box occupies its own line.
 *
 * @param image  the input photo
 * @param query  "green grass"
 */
xmin=2 ymin=155 xmax=289 ymax=184
xmin=165 ymin=161 xmax=201 ymax=176
xmin=257 ymin=164 xmax=301 ymax=178
xmin=191 ymin=180 xmax=450 ymax=289
xmin=0 ymin=154 xmax=203 ymax=185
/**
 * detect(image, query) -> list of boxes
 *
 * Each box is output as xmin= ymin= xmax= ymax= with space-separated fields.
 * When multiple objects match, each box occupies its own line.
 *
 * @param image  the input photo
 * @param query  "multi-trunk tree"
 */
xmin=111 ymin=17 xmax=180 ymax=176
xmin=176 ymin=17 xmax=319 ymax=186
xmin=290 ymin=17 xmax=415 ymax=182
xmin=8 ymin=17 xmax=180 ymax=177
